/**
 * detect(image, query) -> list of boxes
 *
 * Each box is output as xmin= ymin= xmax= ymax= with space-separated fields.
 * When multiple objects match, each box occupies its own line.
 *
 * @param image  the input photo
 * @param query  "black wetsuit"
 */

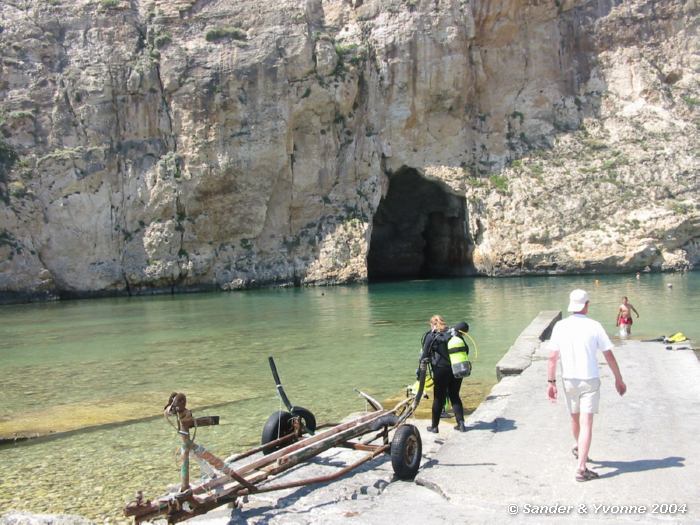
xmin=420 ymin=330 xmax=465 ymax=429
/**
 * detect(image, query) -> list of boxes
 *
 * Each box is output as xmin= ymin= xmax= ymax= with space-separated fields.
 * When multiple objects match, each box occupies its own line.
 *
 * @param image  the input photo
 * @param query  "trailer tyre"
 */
xmin=390 ymin=424 xmax=422 ymax=479
xmin=291 ymin=406 xmax=317 ymax=434
xmin=261 ymin=411 xmax=294 ymax=454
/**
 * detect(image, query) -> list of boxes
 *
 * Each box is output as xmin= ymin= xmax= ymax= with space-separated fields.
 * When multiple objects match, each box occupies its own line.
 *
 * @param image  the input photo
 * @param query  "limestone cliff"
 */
xmin=0 ymin=0 xmax=698 ymax=301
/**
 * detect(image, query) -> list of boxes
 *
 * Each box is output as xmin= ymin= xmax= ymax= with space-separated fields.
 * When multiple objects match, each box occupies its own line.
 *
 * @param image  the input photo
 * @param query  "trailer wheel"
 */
xmin=291 ymin=406 xmax=317 ymax=434
xmin=261 ymin=411 xmax=294 ymax=454
xmin=390 ymin=424 xmax=422 ymax=479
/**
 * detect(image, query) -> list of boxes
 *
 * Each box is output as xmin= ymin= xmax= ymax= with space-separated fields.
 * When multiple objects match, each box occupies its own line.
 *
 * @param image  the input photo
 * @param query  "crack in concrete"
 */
xmin=414 ymin=476 xmax=451 ymax=501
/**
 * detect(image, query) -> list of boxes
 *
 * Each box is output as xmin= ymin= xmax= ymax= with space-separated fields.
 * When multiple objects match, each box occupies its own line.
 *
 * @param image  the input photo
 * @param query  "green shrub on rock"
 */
xmin=205 ymin=27 xmax=247 ymax=42
xmin=0 ymin=140 xmax=18 ymax=184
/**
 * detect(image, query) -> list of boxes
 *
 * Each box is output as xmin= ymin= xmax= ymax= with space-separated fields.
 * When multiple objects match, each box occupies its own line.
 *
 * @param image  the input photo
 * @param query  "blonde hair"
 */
xmin=429 ymin=315 xmax=448 ymax=332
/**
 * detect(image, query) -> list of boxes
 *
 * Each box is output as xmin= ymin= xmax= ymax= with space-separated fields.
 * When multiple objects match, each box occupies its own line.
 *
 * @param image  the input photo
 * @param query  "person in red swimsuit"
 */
xmin=616 ymin=296 xmax=640 ymax=335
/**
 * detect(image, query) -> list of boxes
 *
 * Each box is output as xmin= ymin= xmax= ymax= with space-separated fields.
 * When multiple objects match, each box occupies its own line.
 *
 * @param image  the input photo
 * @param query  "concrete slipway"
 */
xmin=189 ymin=312 xmax=700 ymax=525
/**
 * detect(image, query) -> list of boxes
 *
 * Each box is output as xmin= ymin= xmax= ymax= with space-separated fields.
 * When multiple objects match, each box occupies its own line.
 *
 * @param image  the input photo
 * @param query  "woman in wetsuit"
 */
xmin=419 ymin=315 xmax=467 ymax=433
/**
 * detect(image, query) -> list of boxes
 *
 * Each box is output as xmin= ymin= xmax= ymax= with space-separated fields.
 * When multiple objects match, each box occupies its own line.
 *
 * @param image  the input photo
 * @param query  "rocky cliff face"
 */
xmin=0 ymin=0 xmax=698 ymax=301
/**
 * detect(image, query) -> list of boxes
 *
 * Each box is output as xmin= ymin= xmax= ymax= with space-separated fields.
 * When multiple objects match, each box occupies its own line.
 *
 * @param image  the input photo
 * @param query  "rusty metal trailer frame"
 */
xmin=124 ymin=358 xmax=429 ymax=524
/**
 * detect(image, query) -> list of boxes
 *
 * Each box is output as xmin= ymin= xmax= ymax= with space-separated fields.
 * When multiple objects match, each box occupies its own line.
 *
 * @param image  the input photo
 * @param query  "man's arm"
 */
xmin=547 ymin=350 xmax=560 ymax=401
xmin=603 ymin=349 xmax=627 ymax=396
xmin=630 ymin=303 xmax=640 ymax=317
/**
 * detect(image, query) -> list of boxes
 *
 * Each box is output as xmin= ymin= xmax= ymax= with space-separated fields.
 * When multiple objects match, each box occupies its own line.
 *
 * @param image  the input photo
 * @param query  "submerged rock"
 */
xmin=0 ymin=512 xmax=94 ymax=525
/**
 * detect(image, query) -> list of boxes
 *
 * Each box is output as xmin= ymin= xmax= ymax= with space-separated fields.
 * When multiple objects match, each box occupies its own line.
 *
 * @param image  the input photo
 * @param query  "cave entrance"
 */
xmin=367 ymin=168 xmax=473 ymax=281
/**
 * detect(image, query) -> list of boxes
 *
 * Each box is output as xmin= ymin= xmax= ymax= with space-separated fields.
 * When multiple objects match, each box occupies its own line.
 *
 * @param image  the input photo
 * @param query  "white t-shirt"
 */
xmin=549 ymin=314 xmax=613 ymax=379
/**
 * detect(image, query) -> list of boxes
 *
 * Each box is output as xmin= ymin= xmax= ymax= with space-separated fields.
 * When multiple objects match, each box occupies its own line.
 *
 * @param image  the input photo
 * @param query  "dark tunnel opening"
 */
xmin=367 ymin=168 xmax=474 ymax=281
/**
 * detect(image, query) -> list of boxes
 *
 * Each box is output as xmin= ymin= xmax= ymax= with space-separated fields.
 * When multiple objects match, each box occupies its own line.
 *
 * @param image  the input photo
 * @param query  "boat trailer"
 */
xmin=124 ymin=357 xmax=429 ymax=523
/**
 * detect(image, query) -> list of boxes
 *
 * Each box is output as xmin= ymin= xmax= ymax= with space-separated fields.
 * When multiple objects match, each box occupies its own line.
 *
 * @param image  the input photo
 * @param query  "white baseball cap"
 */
xmin=567 ymin=289 xmax=589 ymax=312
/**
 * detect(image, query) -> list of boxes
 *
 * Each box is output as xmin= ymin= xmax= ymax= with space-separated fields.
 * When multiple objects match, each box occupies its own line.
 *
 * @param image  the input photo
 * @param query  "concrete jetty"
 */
xmin=191 ymin=312 xmax=700 ymax=524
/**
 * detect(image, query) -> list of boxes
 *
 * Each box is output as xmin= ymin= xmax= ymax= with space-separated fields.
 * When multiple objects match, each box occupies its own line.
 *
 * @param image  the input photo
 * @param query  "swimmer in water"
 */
xmin=615 ymin=296 xmax=639 ymax=336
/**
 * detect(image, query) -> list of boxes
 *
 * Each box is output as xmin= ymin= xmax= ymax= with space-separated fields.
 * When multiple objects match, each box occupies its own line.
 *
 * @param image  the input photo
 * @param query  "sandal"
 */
xmin=572 ymin=446 xmax=593 ymax=462
xmin=575 ymin=468 xmax=599 ymax=482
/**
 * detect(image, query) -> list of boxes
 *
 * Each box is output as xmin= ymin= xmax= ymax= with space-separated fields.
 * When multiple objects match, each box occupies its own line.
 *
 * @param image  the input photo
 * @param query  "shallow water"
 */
xmin=0 ymin=272 xmax=697 ymax=522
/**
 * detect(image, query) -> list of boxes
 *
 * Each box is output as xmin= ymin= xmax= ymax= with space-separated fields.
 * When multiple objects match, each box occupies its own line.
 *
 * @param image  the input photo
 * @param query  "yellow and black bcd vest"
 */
xmin=447 ymin=332 xmax=471 ymax=378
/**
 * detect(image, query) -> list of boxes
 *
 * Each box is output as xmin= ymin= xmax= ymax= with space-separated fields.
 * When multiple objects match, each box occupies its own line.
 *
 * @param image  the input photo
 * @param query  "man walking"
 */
xmin=547 ymin=289 xmax=627 ymax=481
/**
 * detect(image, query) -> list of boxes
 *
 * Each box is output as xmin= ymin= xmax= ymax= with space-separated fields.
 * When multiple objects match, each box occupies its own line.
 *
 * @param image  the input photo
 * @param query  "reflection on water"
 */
xmin=0 ymin=272 xmax=697 ymax=521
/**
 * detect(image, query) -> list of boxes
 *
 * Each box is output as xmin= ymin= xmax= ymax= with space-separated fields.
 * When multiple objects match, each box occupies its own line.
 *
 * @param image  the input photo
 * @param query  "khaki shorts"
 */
xmin=562 ymin=378 xmax=601 ymax=414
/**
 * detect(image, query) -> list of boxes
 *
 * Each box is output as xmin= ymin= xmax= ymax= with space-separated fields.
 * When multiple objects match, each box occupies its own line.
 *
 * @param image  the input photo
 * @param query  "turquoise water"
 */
xmin=0 ymin=272 xmax=697 ymax=521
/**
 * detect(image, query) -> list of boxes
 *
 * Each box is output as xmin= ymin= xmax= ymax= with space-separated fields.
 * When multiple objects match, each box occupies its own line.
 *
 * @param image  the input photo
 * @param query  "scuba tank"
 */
xmin=447 ymin=328 xmax=471 ymax=378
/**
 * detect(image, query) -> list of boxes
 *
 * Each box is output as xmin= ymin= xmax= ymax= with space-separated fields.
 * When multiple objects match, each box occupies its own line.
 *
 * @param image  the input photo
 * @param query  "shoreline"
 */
xmin=2 ymin=269 xmax=696 ymax=306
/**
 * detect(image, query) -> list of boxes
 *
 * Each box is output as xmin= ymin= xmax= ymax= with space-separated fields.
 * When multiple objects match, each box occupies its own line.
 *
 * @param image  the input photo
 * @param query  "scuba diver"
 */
xmin=419 ymin=315 xmax=469 ymax=433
